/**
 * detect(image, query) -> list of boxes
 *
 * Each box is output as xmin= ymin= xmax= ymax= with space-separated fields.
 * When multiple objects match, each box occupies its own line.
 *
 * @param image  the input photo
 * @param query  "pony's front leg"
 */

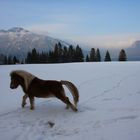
xmin=29 ymin=96 xmax=35 ymax=110
xmin=22 ymin=94 xmax=28 ymax=108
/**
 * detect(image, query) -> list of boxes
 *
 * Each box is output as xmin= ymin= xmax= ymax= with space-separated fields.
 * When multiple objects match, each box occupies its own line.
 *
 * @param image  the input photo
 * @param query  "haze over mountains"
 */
xmin=0 ymin=27 xmax=140 ymax=61
xmin=126 ymin=40 xmax=140 ymax=61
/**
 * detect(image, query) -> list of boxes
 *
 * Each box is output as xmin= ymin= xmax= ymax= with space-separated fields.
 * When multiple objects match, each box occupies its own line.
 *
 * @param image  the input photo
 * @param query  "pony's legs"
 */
xmin=57 ymin=90 xmax=78 ymax=112
xmin=62 ymin=97 xmax=77 ymax=112
xmin=65 ymin=97 xmax=77 ymax=112
xmin=29 ymin=96 xmax=35 ymax=110
xmin=22 ymin=94 xmax=28 ymax=108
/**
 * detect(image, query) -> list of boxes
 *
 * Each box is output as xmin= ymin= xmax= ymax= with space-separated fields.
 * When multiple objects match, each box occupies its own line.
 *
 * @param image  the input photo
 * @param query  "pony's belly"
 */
xmin=34 ymin=93 xmax=55 ymax=98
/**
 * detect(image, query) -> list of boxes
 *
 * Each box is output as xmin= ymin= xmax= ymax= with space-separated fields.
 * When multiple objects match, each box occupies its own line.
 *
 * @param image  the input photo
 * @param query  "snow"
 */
xmin=0 ymin=62 xmax=140 ymax=140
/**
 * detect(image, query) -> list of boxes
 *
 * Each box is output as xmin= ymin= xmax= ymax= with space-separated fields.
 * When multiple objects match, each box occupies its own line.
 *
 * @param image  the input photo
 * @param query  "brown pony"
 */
xmin=10 ymin=70 xmax=79 ymax=112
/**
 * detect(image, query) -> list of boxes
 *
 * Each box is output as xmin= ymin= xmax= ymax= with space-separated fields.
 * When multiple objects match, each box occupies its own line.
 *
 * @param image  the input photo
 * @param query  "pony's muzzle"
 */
xmin=10 ymin=83 xmax=16 ymax=89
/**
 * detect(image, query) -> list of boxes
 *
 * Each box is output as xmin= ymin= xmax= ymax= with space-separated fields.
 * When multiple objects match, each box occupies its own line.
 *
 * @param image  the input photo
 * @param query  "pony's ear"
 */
xmin=10 ymin=71 xmax=13 ymax=77
xmin=10 ymin=71 xmax=15 ymax=77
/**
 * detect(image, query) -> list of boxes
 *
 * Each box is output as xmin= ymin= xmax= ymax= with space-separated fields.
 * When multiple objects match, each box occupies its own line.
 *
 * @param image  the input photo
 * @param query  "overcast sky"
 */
xmin=0 ymin=0 xmax=140 ymax=48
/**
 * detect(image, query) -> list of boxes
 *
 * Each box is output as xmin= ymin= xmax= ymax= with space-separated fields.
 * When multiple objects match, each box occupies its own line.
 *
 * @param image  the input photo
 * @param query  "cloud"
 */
xmin=73 ymin=33 xmax=140 ymax=48
xmin=26 ymin=23 xmax=69 ymax=37
xmin=25 ymin=13 xmax=82 ymax=37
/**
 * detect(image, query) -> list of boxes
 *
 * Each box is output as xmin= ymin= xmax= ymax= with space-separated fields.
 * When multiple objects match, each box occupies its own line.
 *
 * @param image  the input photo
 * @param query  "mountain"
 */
xmin=0 ymin=27 xmax=69 ymax=59
xmin=126 ymin=40 xmax=140 ymax=61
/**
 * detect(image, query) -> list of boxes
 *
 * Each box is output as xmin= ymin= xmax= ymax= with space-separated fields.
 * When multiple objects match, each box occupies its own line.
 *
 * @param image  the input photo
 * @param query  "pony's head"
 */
xmin=10 ymin=70 xmax=36 ymax=91
xmin=10 ymin=72 xmax=22 ymax=89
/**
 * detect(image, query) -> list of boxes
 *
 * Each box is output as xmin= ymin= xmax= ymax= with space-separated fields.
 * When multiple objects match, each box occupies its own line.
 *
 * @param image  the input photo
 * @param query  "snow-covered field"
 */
xmin=0 ymin=62 xmax=140 ymax=140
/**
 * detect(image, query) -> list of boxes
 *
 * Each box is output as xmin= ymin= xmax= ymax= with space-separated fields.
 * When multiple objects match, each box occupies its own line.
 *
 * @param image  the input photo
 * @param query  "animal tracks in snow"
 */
xmin=79 ymin=71 xmax=139 ymax=105
xmin=0 ymin=102 xmax=82 ymax=140
xmin=103 ymin=115 xmax=139 ymax=126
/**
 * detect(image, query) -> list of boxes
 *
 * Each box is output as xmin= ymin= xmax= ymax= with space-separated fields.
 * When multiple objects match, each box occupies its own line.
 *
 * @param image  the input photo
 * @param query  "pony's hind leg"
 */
xmin=22 ymin=94 xmax=28 ymax=108
xmin=65 ymin=97 xmax=78 ymax=112
xmin=56 ymin=87 xmax=78 ymax=112
xmin=58 ymin=95 xmax=78 ymax=112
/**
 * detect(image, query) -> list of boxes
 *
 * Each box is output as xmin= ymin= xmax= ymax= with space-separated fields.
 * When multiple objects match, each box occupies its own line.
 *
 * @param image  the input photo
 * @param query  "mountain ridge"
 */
xmin=0 ymin=27 xmax=69 ymax=59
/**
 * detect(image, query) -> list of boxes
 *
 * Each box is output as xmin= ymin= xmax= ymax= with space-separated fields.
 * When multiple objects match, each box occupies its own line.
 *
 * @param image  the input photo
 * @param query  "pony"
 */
xmin=10 ymin=70 xmax=79 ymax=112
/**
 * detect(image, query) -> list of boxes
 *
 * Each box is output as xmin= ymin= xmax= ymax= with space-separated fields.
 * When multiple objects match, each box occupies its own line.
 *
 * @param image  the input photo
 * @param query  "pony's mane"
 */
xmin=10 ymin=70 xmax=36 ymax=91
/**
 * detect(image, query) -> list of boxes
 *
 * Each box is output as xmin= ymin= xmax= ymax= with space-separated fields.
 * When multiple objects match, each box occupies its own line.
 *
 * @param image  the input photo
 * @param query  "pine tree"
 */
xmin=39 ymin=51 xmax=48 ymax=63
xmin=89 ymin=48 xmax=96 ymax=62
xmin=86 ymin=54 xmax=90 ymax=62
xmin=48 ymin=51 xmax=54 ymax=63
xmin=26 ymin=48 xmax=40 ymax=63
xmin=26 ymin=52 xmax=32 ymax=63
xmin=75 ymin=45 xmax=84 ymax=62
xmin=104 ymin=50 xmax=111 ymax=61
xmin=118 ymin=49 xmax=127 ymax=61
xmin=13 ymin=56 xmax=19 ymax=64
xmin=58 ymin=42 xmax=63 ymax=63
xmin=54 ymin=43 xmax=59 ymax=63
xmin=95 ymin=48 xmax=101 ymax=62
xmin=32 ymin=48 xmax=38 ymax=63
xmin=68 ymin=45 xmax=75 ymax=62
xmin=63 ymin=46 xmax=68 ymax=62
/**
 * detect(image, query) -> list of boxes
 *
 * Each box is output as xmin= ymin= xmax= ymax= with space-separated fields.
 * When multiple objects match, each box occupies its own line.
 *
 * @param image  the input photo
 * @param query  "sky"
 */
xmin=0 ymin=0 xmax=140 ymax=48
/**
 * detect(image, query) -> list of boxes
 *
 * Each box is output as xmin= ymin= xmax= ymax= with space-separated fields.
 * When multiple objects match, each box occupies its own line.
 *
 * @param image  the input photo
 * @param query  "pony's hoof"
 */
xmin=22 ymin=103 xmax=26 ymax=108
xmin=65 ymin=105 xmax=69 ymax=109
xmin=73 ymin=107 xmax=78 ymax=112
xmin=30 ymin=107 xmax=34 ymax=110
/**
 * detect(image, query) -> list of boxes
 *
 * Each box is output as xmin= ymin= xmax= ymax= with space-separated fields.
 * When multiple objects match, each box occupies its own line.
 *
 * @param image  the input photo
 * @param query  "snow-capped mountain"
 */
xmin=0 ymin=27 xmax=69 ymax=59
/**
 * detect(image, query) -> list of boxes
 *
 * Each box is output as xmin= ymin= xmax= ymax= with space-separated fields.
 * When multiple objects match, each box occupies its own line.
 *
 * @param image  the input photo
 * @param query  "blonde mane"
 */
xmin=10 ymin=70 xmax=36 ymax=91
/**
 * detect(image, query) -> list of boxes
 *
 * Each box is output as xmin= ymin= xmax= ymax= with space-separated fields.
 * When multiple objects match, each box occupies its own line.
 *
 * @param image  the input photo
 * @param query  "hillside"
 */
xmin=0 ymin=27 xmax=69 ymax=59
xmin=0 ymin=62 xmax=140 ymax=140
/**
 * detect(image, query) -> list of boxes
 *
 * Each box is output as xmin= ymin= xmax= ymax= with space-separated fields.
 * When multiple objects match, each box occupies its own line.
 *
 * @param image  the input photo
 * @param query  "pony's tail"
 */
xmin=61 ymin=80 xmax=79 ymax=107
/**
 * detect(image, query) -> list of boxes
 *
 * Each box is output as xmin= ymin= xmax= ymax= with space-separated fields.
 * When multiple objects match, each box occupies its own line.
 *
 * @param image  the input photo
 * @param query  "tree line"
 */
xmin=0 ymin=42 xmax=127 ymax=64
xmin=25 ymin=43 xmax=127 ymax=64
xmin=86 ymin=48 xmax=126 ymax=62
xmin=26 ymin=43 xmax=84 ymax=64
